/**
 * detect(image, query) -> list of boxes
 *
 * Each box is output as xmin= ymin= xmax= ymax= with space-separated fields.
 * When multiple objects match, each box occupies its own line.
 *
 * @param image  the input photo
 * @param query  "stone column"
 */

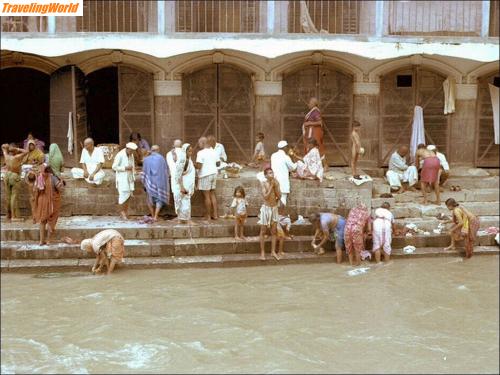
xmin=353 ymin=82 xmax=380 ymax=168
xmin=449 ymin=84 xmax=478 ymax=165
xmin=254 ymin=81 xmax=282 ymax=154
xmin=154 ymin=80 xmax=183 ymax=152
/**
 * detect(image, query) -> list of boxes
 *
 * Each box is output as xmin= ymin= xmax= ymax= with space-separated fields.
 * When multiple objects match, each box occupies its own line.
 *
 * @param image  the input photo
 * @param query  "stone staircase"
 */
xmin=1 ymin=167 xmax=498 ymax=272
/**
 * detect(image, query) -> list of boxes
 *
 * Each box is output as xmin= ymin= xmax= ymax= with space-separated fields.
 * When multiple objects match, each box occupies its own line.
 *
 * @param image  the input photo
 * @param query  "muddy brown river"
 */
xmin=1 ymin=257 xmax=499 ymax=374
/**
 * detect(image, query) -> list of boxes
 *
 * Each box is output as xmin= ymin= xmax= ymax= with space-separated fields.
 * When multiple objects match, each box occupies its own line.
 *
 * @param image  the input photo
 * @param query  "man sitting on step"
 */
xmin=386 ymin=145 xmax=418 ymax=193
xmin=71 ymin=138 xmax=106 ymax=185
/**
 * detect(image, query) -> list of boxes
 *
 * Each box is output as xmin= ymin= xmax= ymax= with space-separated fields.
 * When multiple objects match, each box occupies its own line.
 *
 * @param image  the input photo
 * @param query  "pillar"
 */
xmin=254 ymin=81 xmax=282 ymax=154
xmin=449 ymin=84 xmax=478 ymax=165
xmin=353 ymin=82 xmax=380 ymax=167
xmin=154 ymin=80 xmax=183 ymax=152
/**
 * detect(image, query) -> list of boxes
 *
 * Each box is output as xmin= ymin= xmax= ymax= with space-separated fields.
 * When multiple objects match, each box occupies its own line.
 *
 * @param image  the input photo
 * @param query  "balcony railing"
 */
xmin=0 ymin=0 xmax=498 ymax=38
xmin=490 ymin=0 xmax=499 ymax=37
xmin=175 ymin=1 xmax=261 ymax=33
xmin=288 ymin=0 xmax=361 ymax=34
xmin=385 ymin=0 xmax=482 ymax=37
xmin=1 ymin=16 xmax=47 ymax=32
xmin=76 ymin=0 xmax=157 ymax=32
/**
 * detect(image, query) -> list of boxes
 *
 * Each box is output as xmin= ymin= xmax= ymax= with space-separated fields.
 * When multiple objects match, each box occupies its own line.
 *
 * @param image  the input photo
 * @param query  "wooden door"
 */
xmin=118 ymin=65 xmax=154 ymax=145
xmin=281 ymin=65 xmax=353 ymax=165
xmin=475 ymin=73 xmax=500 ymax=167
xmin=379 ymin=67 xmax=449 ymax=165
xmin=50 ymin=66 xmax=87 ymax=165
xmin=183 ymin=64 xmax=253 ymax=162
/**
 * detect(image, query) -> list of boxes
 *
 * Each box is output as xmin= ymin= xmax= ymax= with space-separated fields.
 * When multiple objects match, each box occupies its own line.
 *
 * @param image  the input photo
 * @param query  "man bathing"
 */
xmin=258 ymin=167 xmax=282 ymax=261
xmin=2 ymin=144 xmax=28 ymax=221
xmin=81 ymin=229 xmax=125 ymax=275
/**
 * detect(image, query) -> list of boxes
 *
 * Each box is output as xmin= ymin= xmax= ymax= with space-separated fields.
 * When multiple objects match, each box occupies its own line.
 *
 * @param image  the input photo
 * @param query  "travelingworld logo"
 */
xmin=0 ymin=0 xmax=82 ymax=16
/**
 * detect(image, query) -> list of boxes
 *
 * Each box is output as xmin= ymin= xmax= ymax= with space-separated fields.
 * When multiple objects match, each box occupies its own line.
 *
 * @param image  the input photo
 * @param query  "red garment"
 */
xmin=344 ymin=206 xmax=371 ymax=255
xmin=421 ymin=156 xmax=441 ymax=183
xmin=303 ymin=107 xmax=325 ymax=156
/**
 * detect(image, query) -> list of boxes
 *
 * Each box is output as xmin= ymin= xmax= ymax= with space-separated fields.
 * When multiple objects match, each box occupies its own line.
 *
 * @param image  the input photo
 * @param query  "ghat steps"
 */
xmin=1 ymin=167 xmax=498 ymax=272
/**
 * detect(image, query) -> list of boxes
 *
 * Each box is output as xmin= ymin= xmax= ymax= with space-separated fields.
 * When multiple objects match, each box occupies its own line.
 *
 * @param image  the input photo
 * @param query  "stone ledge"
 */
xmin=2 ymin=246 xmax=498 ymax=273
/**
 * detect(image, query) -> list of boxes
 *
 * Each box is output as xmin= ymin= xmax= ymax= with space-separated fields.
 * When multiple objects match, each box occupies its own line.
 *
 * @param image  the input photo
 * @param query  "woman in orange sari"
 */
xmin=303 ymin=97 xmax=324 ymax=157
xmin=33 ymin=165 xmax=65 ymax=245
xmin=444 ymin=198 xmax=480 ymax=258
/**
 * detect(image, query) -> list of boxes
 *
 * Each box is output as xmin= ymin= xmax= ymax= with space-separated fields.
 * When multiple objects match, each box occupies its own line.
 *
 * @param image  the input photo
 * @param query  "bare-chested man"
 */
xmin=415 ymin=143 xmax=441 ymax=205
xmin=2 ymin=144 xmax=28 ymax=221
xmin=350 ymin=121 xmax=363 ymax=179
xmin=258 ymin=167 xmax=282 ymax=261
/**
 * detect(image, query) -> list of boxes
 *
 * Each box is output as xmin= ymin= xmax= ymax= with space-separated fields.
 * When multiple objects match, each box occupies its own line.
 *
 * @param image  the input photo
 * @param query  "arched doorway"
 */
xmin=0 ymin=68 xmax=50 ymax=147
xmin=182 ymin=64 xmax=254 ymax=162
xmin=85 ymin=67 xmax=119 ymax=144
xmin=379 ymin=67 xmax=450 ymax=165
xmin=281 ymin=65 xmax=353 ymax=165
xmin=475 ymin=72 xmax=500 ymax=167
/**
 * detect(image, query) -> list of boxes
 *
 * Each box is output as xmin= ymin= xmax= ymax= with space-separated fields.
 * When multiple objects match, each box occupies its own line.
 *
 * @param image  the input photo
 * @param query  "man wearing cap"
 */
xmin=71 ymin=137 xmax=106 ymax=185
xmin=427 ymin=145 xmax=450 ymax=186
xmin=271 ymin=140 xmax=297 ymax=206
xmin=81 ymin=229 xmax=125 ymax=275
xmin=112 ymin=142 xmax=137 ymax=220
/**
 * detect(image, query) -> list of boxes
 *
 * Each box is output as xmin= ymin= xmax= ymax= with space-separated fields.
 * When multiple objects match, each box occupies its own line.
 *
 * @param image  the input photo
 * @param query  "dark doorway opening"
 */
xmin=0 ymin=68 xmax=50 ymax=148
xmin=85 ymin=67 xmax=119 ymax=144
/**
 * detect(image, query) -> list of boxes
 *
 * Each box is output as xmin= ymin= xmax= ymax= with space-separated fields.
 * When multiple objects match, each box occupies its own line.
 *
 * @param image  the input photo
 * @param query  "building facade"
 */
xmin=1 ymin=0 xmax=499 ymax=167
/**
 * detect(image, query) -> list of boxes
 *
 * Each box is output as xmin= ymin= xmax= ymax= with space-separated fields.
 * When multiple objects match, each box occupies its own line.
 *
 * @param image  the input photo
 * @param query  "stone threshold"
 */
xmin=1 ymin=246 xmax=498 ymax=273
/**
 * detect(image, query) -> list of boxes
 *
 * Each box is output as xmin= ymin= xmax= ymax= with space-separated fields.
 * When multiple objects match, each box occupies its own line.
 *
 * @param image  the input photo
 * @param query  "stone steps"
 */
xmin=0 ymin=217 xmax=313 ymax=242
xmin=2 ymin=246 xmax=498 ymax=273
xmin=372 ymin=189 xmax=499 ymax=206
xmin=1 ymin=233 xmax=497 ymax=260
xmin=394 ymin=215 xmax=499 ymax=231
xmin=390 ymin=202 xmax=499 ymax=219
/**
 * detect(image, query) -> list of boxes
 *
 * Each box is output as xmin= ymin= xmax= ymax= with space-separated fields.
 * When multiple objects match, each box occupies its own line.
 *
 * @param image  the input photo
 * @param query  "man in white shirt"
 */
xmin=214 ymin=140 xmax=228 ymax=171
xmin=112 ymin=142 xmax=137 ymax=220
xmin=196 ymin=136 xmax=219 ymax=220
xmin=271 ymin=140 xmax=297 ymax=206
xmin=71 ymin=138 xmax=106 ymax=185
xmin=427 ymin=145 xmax=450 ymax=186
xmin=166 ymin=139 xmax=182 ymax=187
xmin=386 ymin=145 xmax=418 ymax=192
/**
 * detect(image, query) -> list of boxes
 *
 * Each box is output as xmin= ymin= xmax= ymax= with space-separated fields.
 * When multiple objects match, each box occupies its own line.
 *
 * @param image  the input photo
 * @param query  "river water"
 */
xmin=1 ymin=257 xmax=499 ymax=374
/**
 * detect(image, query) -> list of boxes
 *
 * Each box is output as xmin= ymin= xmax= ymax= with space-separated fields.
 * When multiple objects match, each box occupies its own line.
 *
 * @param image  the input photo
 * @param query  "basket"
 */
xmin=97 ymin=143 xmax=120 ymax=169
xmin=224 ymin=167 xmax=240 ymax=178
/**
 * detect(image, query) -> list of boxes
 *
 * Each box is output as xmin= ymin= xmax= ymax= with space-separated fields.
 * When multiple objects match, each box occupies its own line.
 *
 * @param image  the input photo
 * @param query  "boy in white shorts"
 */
xmin=196 ymin=136 xmax=219 ymax=220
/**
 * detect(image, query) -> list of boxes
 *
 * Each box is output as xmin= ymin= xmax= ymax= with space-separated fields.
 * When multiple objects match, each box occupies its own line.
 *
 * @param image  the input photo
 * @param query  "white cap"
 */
xmin=126 ymin=142 xmax=138 ymax=150
xmin=277 ymin=140 xmax=288 ymax=149
xmin=80 ymin=239 xmax=92 ymax=251
xmin=427 ymin=145 xmax=437 ymax=151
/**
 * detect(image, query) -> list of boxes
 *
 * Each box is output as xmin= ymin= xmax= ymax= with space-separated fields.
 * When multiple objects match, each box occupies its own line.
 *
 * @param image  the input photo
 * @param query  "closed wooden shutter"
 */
xmin=475 ymin=73 xmax=500 ymax=167
xmin=380 ymin=67 xmax=450 ymax=165
xmin=118 ymin=66 xmax=154 ymax=145
xmin=183 ymin=64 xmax=254 ymax=162
xmin=50 ymin=66 xmax=87 ymax=165
xmin=281 ymin=65 xmax=353 ymax=166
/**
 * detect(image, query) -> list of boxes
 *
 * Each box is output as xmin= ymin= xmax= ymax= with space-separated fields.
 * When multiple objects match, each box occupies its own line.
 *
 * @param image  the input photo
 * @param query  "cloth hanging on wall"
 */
xmin=443 ymin=77 xmax=456 ymax=115
xmin=488 ymin=84 xmax=500 ymax=145
xmin=67 ymin=112 xmax=73 ymax=155
xmin=410 ymin=105 xmax=425 ymax=163
xmin=300 ymin=0 xmax=328 ymax=34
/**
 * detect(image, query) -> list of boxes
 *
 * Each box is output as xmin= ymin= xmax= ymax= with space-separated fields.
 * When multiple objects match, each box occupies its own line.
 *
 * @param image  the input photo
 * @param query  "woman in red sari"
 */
xmin=33 ymin=164 xmax=65 ymax=245
xmin=302 ymin=97 xmax=325 ymax=157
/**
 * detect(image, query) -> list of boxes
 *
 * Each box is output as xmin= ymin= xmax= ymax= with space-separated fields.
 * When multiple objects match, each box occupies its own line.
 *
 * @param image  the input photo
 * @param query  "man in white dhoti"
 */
xmin=386 ymin=145 xmax=418 ymax=192
xmin=166 ymin=139 xmax=182 ymax=187
xmin=71 ymin=138 xmax=106 ymax=185
xmin=214 ymin=140 xmax=227 ymax=171
xmin=112 ymin=142 xmax=137 ymax=220
xmin=270 ymin=140 xmax=297 ymax=206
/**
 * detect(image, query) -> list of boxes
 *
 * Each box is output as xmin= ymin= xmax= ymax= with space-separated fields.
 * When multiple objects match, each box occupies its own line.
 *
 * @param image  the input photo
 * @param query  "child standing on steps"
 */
xmin=231 ymin=186 xmax=248 ymax=240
